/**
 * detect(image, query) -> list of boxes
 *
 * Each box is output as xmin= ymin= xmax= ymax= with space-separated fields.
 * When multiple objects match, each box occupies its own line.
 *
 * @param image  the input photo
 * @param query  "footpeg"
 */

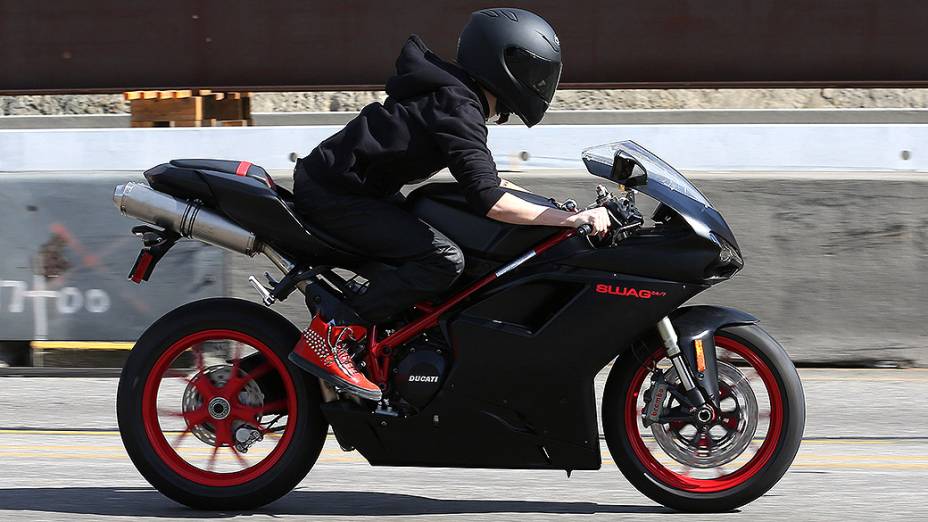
xmin=374 ymin=402 xmax=400 ymax=417
xmin=248 ymin=275 xmax=276 ymax=306
xmin=264 ymin=271 xmax=279 ymax=287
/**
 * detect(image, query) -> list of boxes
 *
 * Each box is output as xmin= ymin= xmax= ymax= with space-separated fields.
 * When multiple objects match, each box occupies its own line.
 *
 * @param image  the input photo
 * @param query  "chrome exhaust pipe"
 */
xmin=113 ymin=182 xmax=260 ymax=255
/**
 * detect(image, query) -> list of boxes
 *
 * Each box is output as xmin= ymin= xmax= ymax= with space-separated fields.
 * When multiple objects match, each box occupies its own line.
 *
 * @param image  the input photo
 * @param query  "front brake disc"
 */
xmin=649 ymin=361 xmax=758 ymax=468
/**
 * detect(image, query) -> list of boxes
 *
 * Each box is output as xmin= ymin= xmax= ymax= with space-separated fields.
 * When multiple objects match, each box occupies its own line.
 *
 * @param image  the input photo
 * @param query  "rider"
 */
xmin=290 ymin=8 xmax=611 ymax=400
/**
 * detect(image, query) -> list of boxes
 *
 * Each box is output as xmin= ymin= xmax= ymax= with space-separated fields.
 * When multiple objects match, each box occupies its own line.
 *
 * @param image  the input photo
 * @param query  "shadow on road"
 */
xmin=0 ymin=487 xmax=671 ymax=517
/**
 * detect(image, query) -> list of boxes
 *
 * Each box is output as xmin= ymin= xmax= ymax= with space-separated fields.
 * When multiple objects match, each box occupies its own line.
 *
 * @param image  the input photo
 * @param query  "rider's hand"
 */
xmin=571 ymin=207 xmax=612 ymax=237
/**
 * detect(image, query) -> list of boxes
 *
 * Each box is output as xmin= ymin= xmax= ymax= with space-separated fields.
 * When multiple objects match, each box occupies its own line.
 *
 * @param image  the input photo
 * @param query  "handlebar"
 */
xmin=565 ymin=185 xmax=643 ymax=240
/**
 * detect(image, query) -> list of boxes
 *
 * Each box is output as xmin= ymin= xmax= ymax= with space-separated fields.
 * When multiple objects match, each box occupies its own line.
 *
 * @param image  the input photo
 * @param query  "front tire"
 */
xmin=603 ymin=324 xmax=805 ymax=512
xmin=117 ymin=298 xmax=327 ymax=510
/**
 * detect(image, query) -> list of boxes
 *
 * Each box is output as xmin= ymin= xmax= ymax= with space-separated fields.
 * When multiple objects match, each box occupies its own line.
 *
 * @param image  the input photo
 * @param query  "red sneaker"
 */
xmin=288 ymin=313 xmax=382 ymax=401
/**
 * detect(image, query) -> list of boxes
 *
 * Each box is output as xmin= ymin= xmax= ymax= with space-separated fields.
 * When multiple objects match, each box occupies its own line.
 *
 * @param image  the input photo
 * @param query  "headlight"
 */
xmin=718 ymin=240 xmax=739 ymax=265
xmin=709 ymin=233 xmax=743 ymax=278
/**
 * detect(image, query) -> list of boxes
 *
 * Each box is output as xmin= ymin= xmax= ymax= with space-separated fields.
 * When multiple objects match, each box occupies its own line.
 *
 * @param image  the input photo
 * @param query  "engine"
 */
xmin=390 ymin=330 xmax=450 ymax=410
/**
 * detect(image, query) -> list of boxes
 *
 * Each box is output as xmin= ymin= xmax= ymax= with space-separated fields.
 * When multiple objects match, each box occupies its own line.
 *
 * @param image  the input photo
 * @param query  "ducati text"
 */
xmin=408 ymin=375 xmax=439 ymax=383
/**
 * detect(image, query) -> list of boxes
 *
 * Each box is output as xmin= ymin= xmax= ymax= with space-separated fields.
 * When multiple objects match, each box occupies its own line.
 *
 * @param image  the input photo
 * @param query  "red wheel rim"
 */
xmin=142 ymin=329 xmax=298 ymax=487
xmin=624 ymin=335 xmax=784 ymax=493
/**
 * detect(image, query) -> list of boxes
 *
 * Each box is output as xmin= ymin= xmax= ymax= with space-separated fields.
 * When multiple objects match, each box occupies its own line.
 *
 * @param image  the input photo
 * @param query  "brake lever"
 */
xmin=615 ymin=220 xmax=644 ymax=234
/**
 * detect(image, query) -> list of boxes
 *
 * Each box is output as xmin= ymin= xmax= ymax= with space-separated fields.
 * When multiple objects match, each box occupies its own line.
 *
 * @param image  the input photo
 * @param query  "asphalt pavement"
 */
xmin=1 ymin=368 xmax=925 ymax=521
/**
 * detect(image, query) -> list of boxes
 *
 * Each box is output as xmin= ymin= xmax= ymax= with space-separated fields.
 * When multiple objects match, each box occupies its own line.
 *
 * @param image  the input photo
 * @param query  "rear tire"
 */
xmin=603 ymin=324 xmax=805 ymax=512
xmin=117 ymin=298 xmax=327 ymax=510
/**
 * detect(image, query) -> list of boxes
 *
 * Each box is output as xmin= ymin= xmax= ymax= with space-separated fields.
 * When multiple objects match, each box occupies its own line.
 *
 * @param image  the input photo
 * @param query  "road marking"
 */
xmin=801 ymin=376 xmax=928 ymax=383
xmin=3 ymin=434 xmax=928 ymax=472
xmin=2 ymin=429 xmax=927 ymax=445
xmin=0 ymin=430 xmax=123 ymax=436
xmin=788 ymin=462 xmax=928 ymax=470
xmin=1 ymin=450 xmax=927 ymax=470
xmin=30 ymin=341 xmax=135 ymax=351
xmin=0 ymin=445 xmax=346 ymax=456
xmin=800 ymin=438 xmax=928 ymax=445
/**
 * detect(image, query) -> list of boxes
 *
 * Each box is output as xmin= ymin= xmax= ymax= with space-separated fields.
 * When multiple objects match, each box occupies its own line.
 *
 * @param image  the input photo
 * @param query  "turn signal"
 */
xmin=694 ymin=339 xmax=706 ymax=372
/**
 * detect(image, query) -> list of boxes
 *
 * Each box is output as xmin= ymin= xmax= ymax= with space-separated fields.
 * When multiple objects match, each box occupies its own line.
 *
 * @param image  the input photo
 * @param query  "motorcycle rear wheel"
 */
xmin=117 ymin=298 xmax=327 ymax=510
xmin=603 ymin=324 xmax=805 ymax=512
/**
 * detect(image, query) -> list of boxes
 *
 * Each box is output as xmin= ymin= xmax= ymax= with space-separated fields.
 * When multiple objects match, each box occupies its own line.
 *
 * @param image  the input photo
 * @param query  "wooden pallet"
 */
xmin=124 ymin=89 xmax=252 ymax=127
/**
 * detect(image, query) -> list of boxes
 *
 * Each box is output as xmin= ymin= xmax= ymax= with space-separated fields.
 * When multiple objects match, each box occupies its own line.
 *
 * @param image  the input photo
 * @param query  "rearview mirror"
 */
xmin=611 ymin=151 xmax=648 ymax=187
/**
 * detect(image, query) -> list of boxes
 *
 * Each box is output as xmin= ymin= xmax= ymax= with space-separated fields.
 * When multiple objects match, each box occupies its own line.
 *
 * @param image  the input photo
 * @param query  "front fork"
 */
xmin=655 ymin=317 xmax=719 ymax=413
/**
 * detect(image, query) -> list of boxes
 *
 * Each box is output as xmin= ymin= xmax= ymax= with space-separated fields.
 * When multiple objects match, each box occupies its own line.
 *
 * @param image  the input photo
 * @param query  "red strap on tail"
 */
xmin=235 ymin=161 xmax=252 ymax=176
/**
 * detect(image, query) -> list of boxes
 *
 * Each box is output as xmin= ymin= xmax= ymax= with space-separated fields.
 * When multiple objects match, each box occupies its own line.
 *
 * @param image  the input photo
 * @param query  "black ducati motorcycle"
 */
xmin=114 ymin=141 xmax=804 ymax=512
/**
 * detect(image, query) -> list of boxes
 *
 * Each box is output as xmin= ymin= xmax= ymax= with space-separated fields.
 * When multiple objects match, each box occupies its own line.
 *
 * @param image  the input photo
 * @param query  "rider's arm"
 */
xmin=431 ymin=98 xmax=509 ymax=214
xmin=430 ymin=93 xmax=607 ymax=232
xmin=487 ymin=193 xmax=611 ymax=235
xmin=499 ymin=178 xmax=531 ymax=193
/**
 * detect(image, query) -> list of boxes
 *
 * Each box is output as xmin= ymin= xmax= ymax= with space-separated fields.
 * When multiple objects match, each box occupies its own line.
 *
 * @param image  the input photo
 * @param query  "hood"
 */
xmin=385 ymin=35 xmax=488 ymax=116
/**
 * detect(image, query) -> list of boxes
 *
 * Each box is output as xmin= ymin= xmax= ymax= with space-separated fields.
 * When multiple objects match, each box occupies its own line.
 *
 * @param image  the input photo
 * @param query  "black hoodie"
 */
xmin=296 ymin=35 xmax=506 ymax=215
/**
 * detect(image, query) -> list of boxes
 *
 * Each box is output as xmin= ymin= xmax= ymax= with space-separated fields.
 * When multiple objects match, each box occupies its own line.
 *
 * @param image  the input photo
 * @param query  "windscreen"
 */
xmin=581 ymin=141 xmax=712 ymax=207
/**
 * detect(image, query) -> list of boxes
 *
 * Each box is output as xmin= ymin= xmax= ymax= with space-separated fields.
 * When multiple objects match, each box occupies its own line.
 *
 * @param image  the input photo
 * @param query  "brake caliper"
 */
xmin=234 ymin=425 xmax=264 ymax=453
xmin=642 ymin=371 xmax=670 ymax=428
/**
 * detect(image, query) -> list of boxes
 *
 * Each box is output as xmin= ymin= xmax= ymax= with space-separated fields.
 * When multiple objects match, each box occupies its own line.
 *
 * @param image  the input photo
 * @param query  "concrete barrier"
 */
xmin=2 ymin=122 xmax=927 ymax=172
xmin=0 ymin=120 xmax=925 ymax=366
xmin=0 ymin=173 xmax=223 ymax=367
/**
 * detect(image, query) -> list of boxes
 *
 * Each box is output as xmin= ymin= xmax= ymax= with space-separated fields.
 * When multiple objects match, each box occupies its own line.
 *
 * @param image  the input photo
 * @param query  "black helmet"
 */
xmin=457 ymin=8 xmax=562 ymax=127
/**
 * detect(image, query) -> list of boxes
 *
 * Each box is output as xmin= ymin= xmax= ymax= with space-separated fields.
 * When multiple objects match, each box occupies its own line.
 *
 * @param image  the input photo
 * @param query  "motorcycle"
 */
xmin=113 ymin=141 xmax=805 ymax=512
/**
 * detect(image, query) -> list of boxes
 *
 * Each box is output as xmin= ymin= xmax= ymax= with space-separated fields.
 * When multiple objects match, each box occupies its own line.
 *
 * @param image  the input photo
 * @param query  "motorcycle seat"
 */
xmin=169 ymin=159 xmax=277 ymax=189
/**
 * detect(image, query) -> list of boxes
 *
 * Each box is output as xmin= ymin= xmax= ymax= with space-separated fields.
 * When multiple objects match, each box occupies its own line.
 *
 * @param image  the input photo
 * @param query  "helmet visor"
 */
xmin=504 ymin=47 xmax=562 ymax=103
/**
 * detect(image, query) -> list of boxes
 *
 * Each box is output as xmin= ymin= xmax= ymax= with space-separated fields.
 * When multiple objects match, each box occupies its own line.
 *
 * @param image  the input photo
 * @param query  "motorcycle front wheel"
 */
xmin=603 ymin=324 xmax=805 ymax=512
xmin=117 ymin=298 xmax=327 ymax=510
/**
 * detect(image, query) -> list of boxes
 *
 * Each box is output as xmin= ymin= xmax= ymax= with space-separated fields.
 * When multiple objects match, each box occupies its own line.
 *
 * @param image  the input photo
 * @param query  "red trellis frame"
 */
xmin=363 ymin=228 xmax=580 ymax=386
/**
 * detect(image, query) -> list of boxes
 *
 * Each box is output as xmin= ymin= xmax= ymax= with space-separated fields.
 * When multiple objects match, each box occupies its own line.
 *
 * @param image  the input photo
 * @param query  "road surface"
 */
xmin=0 ymin=368 xmax=925 ymax=521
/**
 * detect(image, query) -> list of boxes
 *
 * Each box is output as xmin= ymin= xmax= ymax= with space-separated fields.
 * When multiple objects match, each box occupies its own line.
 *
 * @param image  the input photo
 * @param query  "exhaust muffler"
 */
xmin=113 ymin=182 xmax=260 ymax=255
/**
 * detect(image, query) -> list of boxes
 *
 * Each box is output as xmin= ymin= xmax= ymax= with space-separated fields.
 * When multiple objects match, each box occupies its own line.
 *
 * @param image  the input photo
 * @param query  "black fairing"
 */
xmin=322 ymin=268 xmax=704 ymax=469
xmin=566 ymin=228 xmax=720 ymax=283
xmin=643 ymin=179 xmax=739 ymax=250
xmin=320 ymin=183 xmax=748 ymax=469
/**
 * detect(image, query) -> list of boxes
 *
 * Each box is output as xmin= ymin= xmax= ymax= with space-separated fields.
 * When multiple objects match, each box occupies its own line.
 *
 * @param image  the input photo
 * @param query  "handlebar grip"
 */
xmin=577 ymin=224 xmax=594 ymax=236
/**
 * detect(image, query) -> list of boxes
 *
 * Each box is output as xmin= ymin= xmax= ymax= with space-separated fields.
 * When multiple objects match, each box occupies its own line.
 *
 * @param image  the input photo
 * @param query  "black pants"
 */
xmin=293 ymin=166 xmax=465 ymax=324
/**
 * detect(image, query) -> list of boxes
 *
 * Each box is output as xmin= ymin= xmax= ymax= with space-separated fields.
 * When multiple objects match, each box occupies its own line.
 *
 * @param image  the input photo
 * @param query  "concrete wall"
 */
xmin=1 ymin=121 xmax=924 ymax=366
xmin=3 ymin=123 xmax=927 ymax=172
xmin=695 ymin=176 xmax=927 ymax=368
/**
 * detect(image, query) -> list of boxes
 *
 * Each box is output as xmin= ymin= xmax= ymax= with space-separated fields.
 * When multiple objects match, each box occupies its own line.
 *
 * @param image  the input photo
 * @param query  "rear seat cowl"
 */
xmin=170 ymin=159 xmax=275 ymax=188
